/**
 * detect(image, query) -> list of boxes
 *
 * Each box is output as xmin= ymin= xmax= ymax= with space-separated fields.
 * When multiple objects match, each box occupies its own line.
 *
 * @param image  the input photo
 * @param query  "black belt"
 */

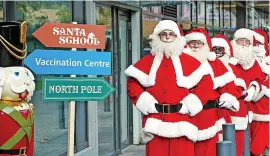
xmin=203 ymin=100 xmax=220 ymax=109
xmin=0 ymin=147 xmax=26 ymax=155
xmin=155 ymin=103 xmax=182 ymax=114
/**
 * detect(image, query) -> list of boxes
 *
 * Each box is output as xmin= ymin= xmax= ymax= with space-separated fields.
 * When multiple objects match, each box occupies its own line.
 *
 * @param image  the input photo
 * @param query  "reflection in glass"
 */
xmin=231 ymin=2 xmax=236 ymax=30
xmin=15 ymin=2 xmax=72 ymax=156
xmin=143 ymin=15 xmax=161 ymax=57
xmin=223 ymin=2 xmax=231 ymax=29
xmin=206 ymin=2 xmax=213 ymax=26
xmin=213 ymin=2 xmax=220 ymax=27
xmin=198 ymin=2 xmax=205 ymax=24
xmin=96 ymin=6 xmax=115 ymax=156
xmin=0 ymin=2 xmax=3 ymax=21
xmin=181 ymin=2 xmax=191 ymax=21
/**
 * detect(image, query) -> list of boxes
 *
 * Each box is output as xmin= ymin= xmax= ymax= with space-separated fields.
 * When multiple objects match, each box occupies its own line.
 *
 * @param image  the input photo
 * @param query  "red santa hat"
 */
xmin=233 ymin=28 xmax=254 ymax=45
xmin=185 ymin=28 xmax=216 ymax=61
xmin=211 ymin=34 xmax=233 ymax=56
xmin=253 ymin=28 xmax=269 ymax=56
xmin=151 ymin=20 xmax=181 ymax=39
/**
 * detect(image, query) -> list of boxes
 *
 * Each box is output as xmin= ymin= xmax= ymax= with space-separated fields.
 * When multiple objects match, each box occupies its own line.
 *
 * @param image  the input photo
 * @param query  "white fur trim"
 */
xmin=253 ymin=46 xmax=266 ymax=57
xmin=211 ymin=38 xmax=230 ymax=55
xmin=207 ymin=52 xmax=217 ymax=61
xmin=248 ymin=111 xmax=253 ymax=123
xmin=143 ymin=118 xmax=198 ymax=142
xmin=231 ymin=115 xmax=248 ymax=130
xmin=265 ymin=88 xmax=270 ymax=98
xmin=214 ymin=71 xmax=236 ymax=89
xmin=185 ymin=32 xmax=207 ymax=44
xmin=252 ymin=85 xmax=267 ymax=102
xmin=220 ymin=93 xmax=239 ymax=111
xmin=125 ymin=65 xmax=151 ymax=87
xmin=249 ymin=81 xmax=261 ymax=100
xmin=253 ymin=31 xmax=265 ymax=44
xmin=172 ymin=56 xmax=212 ymax=89
xmin=252 ymin=113 xmax=270 ymax=122
xmin=0 ymin=67 xmax=5 ymax=99
xmin=135 ymin=92 xmax=158 ymax=115
xmin=265 ymin=56 xmax=270 ymax=64
xmin=234 ymin=78 xmax=247 ymax=90
xmin=234 ymin=28 xmax=254 ymax=43
xmin=152 ymin=20 xmax=181 ymax=39
xmin=181 ymin=93 xmax=203 ymax=116
xmin=197 ymin=118 xmax=226 ymax=141
xmin=229 ymin=57 xmax=239 ymax=65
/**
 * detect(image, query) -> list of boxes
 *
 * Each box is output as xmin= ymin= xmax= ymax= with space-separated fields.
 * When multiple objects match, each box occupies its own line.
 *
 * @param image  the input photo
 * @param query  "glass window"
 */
xmin=213 ymin=1 xmax=220 ymax=27
xmin=206 ymin=1 xmax=213 ymax=26
xmin=142 ymin=14 xmax=161 ymax=57
xmin=231 ymin=2 xmax=236 ymax=30
xmin=181 ymin=2 xmax=191 ymax=21
xmin=220 ymin=2 xmax=224 ymax=28
xmin=142 ymin=6 xmax=162 ymax=14
xmin=15 ymin=2 xmax=72 ymax=156
xmin=0 ymin=2 xmax=3 ymax=21
xmin=191 ymin=2 xmax=196 ymax=23
xmin=96 ymin=5 xmax=115 ymax=156
xmin=223 ymin=2 xmax=230 ymax=29
xmin=198 ymin=2 xmax=205 ymax=24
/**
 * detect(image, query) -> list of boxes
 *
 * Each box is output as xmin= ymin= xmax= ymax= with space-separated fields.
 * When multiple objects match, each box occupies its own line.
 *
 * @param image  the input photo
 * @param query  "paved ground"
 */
xmin=120 ymin=145 xmax=145 ymax=156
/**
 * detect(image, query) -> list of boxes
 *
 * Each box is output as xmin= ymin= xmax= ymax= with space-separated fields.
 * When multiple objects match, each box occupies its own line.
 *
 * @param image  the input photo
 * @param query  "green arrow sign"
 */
xmin=42 ymin=77 xmax=115 ymax=102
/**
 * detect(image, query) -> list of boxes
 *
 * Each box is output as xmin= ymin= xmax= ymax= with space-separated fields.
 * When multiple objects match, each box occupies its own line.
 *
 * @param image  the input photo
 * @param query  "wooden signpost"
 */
xmin=28 ymin=22 xmax=113 ymax=156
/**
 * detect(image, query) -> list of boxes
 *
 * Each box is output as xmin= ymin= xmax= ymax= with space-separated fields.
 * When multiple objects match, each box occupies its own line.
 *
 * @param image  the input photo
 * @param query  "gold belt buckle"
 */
xmin=19 ymin=147 xmax=26 ymax=156
xmin=162 ymin=104 xmax=170 ymax=114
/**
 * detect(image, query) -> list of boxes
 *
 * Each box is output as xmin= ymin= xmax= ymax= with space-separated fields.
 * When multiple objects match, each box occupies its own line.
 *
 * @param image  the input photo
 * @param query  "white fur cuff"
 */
xmin=229 ymin=57 xmax=238 ymax=65
xmin=234 ymin=78 xmax=247 ymax=90
xmin=125 ymin=65 xmax=152 ymax=87
xmin=181 ymin=93 xmax=203 ymax=116
xmin=265 ymin=88 xmax=270 ymax=98
xmin=249 ymin=81 xmax=261 ymax=100
xmin=220 ymin=93 xmax=239 ymax=111
xmin=135 ymin=92 xmax=158 ymax=115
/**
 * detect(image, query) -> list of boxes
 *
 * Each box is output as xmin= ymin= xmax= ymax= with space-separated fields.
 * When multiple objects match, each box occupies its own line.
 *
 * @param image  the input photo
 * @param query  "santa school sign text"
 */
xmin=32 ymin=23 xmax=106 ymax=49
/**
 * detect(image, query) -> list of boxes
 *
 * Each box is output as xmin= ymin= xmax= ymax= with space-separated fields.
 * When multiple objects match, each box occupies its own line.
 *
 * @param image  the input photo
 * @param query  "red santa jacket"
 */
xmin=230 ymin=59 xmax=268 ymax=122
xmin=192 ymin=59 xmax=240 ymax=141
xmin=125 ymin=53 xmax=213 ymax=142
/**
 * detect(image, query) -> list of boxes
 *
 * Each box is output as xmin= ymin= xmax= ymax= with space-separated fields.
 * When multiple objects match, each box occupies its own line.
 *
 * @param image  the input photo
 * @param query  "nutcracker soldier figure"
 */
xmin=0 ymin=21 xmax=36 ymax=156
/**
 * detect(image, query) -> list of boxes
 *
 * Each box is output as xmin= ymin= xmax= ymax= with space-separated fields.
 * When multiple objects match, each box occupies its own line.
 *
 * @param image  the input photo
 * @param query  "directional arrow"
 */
xmin=32 ymin=23 xmax=106 ymax=49
xmin=42 ymin=77 xmax=116 ymax=102
xmin=24 ymin=49 xmax=112 ymax=75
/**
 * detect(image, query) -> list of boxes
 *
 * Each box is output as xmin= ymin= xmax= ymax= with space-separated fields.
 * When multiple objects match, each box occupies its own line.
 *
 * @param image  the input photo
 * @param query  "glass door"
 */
xmin=118 ymin=11 xmax=133 ymax=149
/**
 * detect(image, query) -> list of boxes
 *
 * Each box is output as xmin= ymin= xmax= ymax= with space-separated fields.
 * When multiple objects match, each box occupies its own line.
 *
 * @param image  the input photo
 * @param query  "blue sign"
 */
xmin=24 ymin=49 xmax=111 ymax=75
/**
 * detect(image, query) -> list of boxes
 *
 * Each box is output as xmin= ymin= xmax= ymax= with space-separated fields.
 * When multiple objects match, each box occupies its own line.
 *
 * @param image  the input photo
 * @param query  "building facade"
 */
xmin=0 ymin=1 xmax=268 ymax=156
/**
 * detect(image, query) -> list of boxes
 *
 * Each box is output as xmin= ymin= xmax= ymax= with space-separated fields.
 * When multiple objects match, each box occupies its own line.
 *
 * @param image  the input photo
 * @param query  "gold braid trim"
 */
xmin=0 ymin=100 xmax=23 ymax=107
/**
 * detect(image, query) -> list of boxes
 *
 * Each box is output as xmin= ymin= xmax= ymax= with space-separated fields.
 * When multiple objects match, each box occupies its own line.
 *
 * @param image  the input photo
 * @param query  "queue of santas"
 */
xmin=125 ymin=20 xmax=269 ymax=156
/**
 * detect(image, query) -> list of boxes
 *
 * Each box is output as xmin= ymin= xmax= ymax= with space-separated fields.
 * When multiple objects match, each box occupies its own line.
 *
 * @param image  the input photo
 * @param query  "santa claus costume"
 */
xmin=125 ymin=20 xmax=214 ymax=156
xmin=229 ymin=28 xmax=267 ymax=156
xmin=249 ymin=28 xmax=270 ymax=155
xmin=211 ymin=34 xmax=250 ymax=156
xmin=184 ymin=28 xmax=240 ymax=156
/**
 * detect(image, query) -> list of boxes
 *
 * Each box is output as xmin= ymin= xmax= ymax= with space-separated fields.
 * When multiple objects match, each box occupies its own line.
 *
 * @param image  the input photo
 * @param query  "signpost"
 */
xmin=42 ymin=77 xmax=115 ymax=102
xmin=24 ymin=49 xmax=112 ymax=75
xmin=28 ymin=22 xmax=113 ymax=156
xmin=32 ymin=23 xmax=106 ymax=49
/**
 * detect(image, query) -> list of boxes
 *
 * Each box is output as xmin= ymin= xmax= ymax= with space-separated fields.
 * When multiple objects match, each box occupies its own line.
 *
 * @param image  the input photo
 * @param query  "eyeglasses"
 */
xmin=187 ymin=40 xmax=204 ymax=48
xmin=236 ymin=38 xmax=250 ymax=46
xmin=159 ymin=30 xmax=177 ymax=38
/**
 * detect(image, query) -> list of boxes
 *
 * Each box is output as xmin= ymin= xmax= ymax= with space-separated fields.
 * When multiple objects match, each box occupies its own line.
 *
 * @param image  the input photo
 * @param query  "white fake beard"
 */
xmin=149 ymin=34 xmax=186 ymax=58
xmin=253 ymin=46 xmax=266 ymax=57
xmin=232 ymin=40 xmax=256 ymax=70
xmin=218 ymin=54 xmax=230 ymax=65
xmin=188 ymin=45 xmax=209 ymax=63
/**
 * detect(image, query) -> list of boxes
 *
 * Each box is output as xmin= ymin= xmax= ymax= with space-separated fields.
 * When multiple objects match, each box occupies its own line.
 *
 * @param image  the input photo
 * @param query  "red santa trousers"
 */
xmin=146 ymin=135 xmax=194 ymax=156
xmin=250 ymin=121 xmax=269 ymax=155
xmin=194 ymin=135 xmax=218 ymax=156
